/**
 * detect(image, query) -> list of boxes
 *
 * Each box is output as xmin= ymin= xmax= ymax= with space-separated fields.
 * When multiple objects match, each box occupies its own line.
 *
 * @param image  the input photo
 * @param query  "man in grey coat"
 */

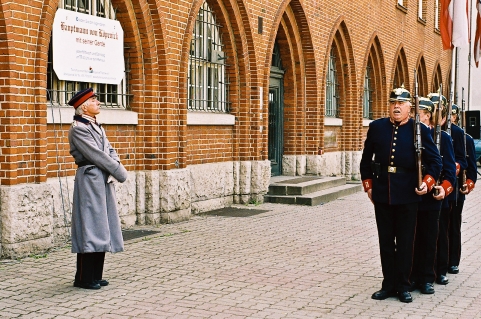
xmin=68 ymin=88 xmax=128 ymax=290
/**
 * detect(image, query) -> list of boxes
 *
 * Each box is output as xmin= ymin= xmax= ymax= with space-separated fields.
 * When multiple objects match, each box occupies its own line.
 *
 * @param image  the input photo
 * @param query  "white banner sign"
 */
xmin=52 ymin=9 xmax=124 ymax=84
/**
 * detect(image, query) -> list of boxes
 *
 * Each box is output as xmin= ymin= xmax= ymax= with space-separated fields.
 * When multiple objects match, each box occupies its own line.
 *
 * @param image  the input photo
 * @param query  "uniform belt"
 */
xmin=385 ymin=165 xmax=413 ymax=174
xmin=77 ymin=160 xmax=94 ymax=167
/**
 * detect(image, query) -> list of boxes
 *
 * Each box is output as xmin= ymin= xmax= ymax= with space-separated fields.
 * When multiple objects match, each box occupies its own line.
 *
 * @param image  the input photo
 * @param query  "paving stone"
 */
xmin=1 ymin=189 xmax=481 ymax=318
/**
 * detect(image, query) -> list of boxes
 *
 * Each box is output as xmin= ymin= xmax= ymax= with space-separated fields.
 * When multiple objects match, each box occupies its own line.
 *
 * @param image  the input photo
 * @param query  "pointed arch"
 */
xmin=179 ymin=0 xmax=257 ymax=163
xmin=263 ymin=0 xmax=318 ymax=156
xmin=362 ymin=33 xmax=387 ymax=120
xmin=431 ymin=62 xmax=443 ymax=93
xmin=33 ymin=0 xmax=169 ymax=177
xmin=136 ymin=0 xmax=171 ymax=171
xmin=323 ymin=17 xmax=358 ymax=152
xmin=415 ymin=54 xmax=428 ymax=97
xmin=392 ymin=45 xmax=410 ymax=92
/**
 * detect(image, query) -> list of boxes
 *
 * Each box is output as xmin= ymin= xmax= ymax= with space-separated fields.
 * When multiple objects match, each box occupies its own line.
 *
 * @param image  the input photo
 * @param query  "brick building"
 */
xmin=0 ymin=0 xmax=451 ymax=257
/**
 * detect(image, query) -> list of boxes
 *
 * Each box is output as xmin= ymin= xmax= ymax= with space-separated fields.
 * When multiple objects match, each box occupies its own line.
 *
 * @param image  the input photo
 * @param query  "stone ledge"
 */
xmin=187 ymin=112 xmax=235 ymax=125
xmin=47 ymin=107 xmax=138 ymax=125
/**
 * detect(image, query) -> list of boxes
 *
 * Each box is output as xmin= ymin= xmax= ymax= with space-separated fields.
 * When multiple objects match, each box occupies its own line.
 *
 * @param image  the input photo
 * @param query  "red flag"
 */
xmin=475 ymin=0 xmax=481 ymax=67
xmin=440 ymin=0 xmax=469 ymax=50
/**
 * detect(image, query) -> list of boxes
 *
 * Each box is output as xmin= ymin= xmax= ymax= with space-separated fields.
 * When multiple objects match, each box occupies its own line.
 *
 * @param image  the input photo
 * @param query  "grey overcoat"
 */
xmin=68 ymin=116 xmax=128 ymax=253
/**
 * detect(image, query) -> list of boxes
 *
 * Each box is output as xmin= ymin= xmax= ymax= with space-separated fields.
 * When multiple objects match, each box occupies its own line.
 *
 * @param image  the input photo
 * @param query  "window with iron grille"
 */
xmin=325 ymin=47 xmax=339 ymax=117
xmin=47 ymin=0 xmax=131 ymax=109
xmin=363 ymin=65 xmax=373 ymax=119
xmin=188 ymin=1 xmax=229 ymax=113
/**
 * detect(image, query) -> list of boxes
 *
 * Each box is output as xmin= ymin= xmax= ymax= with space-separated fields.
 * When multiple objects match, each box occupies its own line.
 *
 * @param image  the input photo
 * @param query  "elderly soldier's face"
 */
xmin=389 ymin=100 xmax=411 ymax=122
xmin=82 ymin=96 xmax=101 ymax=117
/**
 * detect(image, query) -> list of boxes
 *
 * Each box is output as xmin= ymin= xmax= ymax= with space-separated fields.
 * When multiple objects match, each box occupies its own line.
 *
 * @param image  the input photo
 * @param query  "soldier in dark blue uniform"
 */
xmin=436 ymin=102 xmax=468 ymax=284
xmin=411 ymin=97 xmax=456 ymax=295
xmin=360 ymin=87 xmax=442 ymax=303
xmin=447 ymin=104 xmax=477 ymax=275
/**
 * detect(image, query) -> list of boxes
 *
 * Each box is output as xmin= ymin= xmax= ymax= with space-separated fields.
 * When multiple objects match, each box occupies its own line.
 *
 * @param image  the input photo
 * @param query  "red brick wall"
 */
xmin=0 ymin=0 xmax=452 ymax=185
xmin=187 ymin=126 xmax=235 ymax=165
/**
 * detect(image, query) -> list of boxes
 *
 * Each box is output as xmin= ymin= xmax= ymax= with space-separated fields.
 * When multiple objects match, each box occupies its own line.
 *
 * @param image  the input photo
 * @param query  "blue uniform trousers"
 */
xmin=436 ymin=202 xmax=452 ymax=277
xmin=449 ymin=200 xmax=464 ymax=267
xmin=413 ymin=207 xmax=441 ymax=284
xmin=374 ymin=202 xmax=417 ymax=293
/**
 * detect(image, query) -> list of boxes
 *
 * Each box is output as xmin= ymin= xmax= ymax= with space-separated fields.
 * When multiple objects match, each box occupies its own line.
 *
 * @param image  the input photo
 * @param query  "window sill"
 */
xmin=324 ymin=117 xmax=343 ymax=126
xmin=363 ymin=119 xmax=373 ymax=127
xmin=396 ymin=4 xmax=408 ymax=14
xmin=187 ymin=112 xmax=235 ymax=125
xmin=418 ymin=17 xmax=426 ymax=26
xmin=434 ymin=28 xmax=440 ymax=35
xmin=47 ymin=106 xmax=138 ymax=125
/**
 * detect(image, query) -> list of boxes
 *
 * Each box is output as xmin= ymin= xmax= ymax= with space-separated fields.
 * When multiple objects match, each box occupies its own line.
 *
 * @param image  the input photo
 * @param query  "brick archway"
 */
xmin=432 ymin=62 xmax=443 ymax=93
xmin=32 ymin=0 xmax=169 ymax=183
xmin=392 ymin=46 xmax=410 ymax=92
xmin=178 ymin=0 xmax=258 ymax=165
xmin=323 ymin=18 xmax=358 ymax=153
xmin=264 ymin=0 xmax=318 ymax=158
xmin=363 ymin=34 xmax=387 ymax=121
xmin=415 ymin=54 xmax=429 ymax=97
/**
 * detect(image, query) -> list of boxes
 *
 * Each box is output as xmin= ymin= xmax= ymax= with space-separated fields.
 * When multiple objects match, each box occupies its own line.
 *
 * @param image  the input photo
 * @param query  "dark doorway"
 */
xmin=268 ymin=81 xmax=283 ymax=175
xmin=268 ymin=42 xmax=285 ymax=176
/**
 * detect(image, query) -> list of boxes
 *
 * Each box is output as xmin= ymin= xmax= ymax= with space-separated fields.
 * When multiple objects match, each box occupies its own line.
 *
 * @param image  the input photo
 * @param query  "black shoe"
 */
xmin=95 ymin=279 xmax=109 ymax=286
xmin=371 ymin=289 xmax=396 ymax=300
xmin=74 ymin=281 xmax=101 ymax=290
xmin=436 ymin=275 xmax=449 ymax=285
xmin=398 ymin=291 xmax=413 ymax=303
xmin=448 ymin=266 xmax=459 ymax=274
xmin=420 ymin=283 xmax=435 ymax=294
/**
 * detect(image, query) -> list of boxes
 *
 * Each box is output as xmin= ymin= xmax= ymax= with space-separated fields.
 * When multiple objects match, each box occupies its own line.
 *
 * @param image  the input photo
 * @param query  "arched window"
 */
xmin=432 ymin=64 xmax=442 ymax=93
xmin=394 ymin=61 xmax=404 ymax=89
xmin=416 ymin=56 xmax=428 ymax=96
xmin=363 ymin=65 xmax=373 ymax=119
xmin=325 ymin=47 xmax=339 ymax=117
xmin=393 ymin=49 xmax=409 ymax=91
xmin=188 ymin=1 xmax=229 ymax=112
xmin=47 ymin=0 xmax=131 ymax=109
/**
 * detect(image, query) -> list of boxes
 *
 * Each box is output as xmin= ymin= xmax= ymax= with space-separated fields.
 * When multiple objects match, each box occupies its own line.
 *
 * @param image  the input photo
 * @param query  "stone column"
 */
xmin=144 ymin=170 xmax=161 ymax=224
xmin=159 ymin=168 xmax=191 ymax=223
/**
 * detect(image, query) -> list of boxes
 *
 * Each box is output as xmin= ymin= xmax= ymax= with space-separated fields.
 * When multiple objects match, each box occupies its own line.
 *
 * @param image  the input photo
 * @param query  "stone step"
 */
xmin=268 ymin=176 xmax=347 ymax=196
xmin=264 ymin=182 xmax=362 ymax=206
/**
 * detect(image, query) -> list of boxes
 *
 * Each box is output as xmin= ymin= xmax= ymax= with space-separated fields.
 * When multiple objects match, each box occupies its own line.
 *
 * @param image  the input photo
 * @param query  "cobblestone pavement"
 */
xmin=1 ymin=187 xmax=481 ymax=319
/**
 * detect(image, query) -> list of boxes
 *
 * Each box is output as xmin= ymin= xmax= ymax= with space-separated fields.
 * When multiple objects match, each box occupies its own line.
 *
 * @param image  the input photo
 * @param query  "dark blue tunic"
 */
xmin=461 ymin=134 xmax=478 ymax=200
xmin=419 ymin=130 xmax=456 ymax=211
xmin=451 ymin=124 xmax=468 ymax=171
xmin=446 ymin=124 xmax=469 ymax=202
xmin=466 ymin=134 xmax=478 ymax=184
xmin=360 ymin=118 xmax=442 ymax=205
xmin=446 ymin=129 xmax=478 ymax=202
